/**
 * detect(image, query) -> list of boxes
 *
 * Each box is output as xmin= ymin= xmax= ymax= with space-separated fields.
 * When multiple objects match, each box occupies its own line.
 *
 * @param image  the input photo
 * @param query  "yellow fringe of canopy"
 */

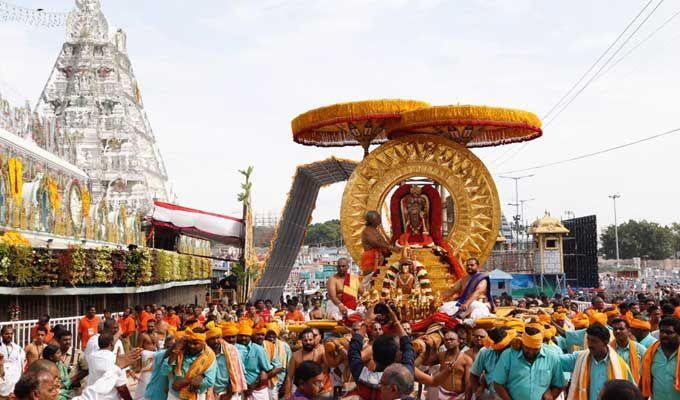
xmin=389 ymin=105 xmax=542 ymax=147
xmin=292 ymin=99 xmax=429 ymax=146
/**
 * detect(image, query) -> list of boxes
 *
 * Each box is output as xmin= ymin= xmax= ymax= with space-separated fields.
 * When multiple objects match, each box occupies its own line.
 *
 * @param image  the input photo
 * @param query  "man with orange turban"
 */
xmin=236 ymin=322 xmax=281 ymax=400
xmin=222 ymin=321 xmax=239 ymax=345
xmin=265 ymin=323 xmax=291 ymax=400
xmin=160 ymin=328 xmax=217 ymax=400
xmin=640 ymin=316 xmax=680 ymax=400
xmin=630 ymin=315 xmax=658 ymax=348
xmin=207 ymin=325 xmax=247 ymax=400
xmin=610 ymin=317 xmax=646 ymax=385
xmin=492 ymin=325 xmax=564 ymax=400
xmin=559 ymin=324 xmax=633 ymax=400
xmin=565 ymin=312 xmax=612 ymax=353
xmin=470 ymin=327 xmax=518 ymax=399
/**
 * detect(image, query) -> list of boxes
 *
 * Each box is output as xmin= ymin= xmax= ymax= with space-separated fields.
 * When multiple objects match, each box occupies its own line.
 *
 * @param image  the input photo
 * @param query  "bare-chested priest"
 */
xmin=327 ymin=258 xmax=364 ymax=323
xmin=439 ymin=258 xmax=494 ymax=318
xmin=360 ymin=211 xmax=398 ymax=281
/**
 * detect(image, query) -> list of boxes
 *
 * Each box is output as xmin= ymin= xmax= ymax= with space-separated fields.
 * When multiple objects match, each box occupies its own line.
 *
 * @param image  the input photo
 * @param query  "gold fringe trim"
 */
xmin=291 ymin=99 xmax=429 ymax=146
xmin=388 ymin=105 xmax=542 ymax=147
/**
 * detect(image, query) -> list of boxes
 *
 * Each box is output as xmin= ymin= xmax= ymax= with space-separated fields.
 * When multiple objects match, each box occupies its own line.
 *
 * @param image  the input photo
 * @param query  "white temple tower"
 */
xmin=35 ymin=0 xmax=169 ymax=216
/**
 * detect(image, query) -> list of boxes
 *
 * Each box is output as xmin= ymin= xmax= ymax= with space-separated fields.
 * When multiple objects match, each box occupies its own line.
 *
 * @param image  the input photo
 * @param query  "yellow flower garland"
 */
xmin=82 ymin=188 xmax=91 ymax=218
xmin=47 ymin=177 xmax=61 ymax=210
xmin=0 ymin=231 xmax=30 ymax=247
xmin=7 ymin=158 xmax=23 ymax=200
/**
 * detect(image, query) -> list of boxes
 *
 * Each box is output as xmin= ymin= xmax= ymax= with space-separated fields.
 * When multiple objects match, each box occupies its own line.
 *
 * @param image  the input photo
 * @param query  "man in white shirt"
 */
xmin=85 ymin=319 xmax=124 ymax=385
xmin=0 ymin=325 xmax=26 ymax=399
xmin=88 ymin=332 xmax=133 ymax=400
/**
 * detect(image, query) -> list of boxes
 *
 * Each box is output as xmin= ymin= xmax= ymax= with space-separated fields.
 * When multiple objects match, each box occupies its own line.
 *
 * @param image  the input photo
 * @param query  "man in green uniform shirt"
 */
xmin=492 ymin=326 xmax=565 ymax=400
xmin=640 ymin=317 xmax=680 ymax=400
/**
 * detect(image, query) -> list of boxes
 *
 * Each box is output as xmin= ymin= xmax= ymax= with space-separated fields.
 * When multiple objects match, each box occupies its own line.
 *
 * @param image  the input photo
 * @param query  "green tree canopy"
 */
xmin=600 ymin=219 xmax=676 ymax=260
xmin=304 ymin=219 xmax=341 ymax=246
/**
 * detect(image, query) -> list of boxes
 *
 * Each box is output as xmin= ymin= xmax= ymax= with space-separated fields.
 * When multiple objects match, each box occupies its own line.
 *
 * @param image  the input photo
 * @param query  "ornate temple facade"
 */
xmin=34 ymin=0 xmax=169 ymax=216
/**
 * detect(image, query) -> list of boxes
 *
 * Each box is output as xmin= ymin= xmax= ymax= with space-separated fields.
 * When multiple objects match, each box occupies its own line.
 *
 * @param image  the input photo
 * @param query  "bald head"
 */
xmin=381 ymin=364 xmax=413 ymax=397
xmin=28 ymin=358 xmax=59 ymax=378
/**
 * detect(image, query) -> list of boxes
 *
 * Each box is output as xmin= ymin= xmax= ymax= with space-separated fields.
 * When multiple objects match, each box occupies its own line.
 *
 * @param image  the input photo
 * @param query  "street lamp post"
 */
xmin=500 ymin=174 xmax=534 ymax=249
xmin=609 ymin=194 xmax=621 ymax=268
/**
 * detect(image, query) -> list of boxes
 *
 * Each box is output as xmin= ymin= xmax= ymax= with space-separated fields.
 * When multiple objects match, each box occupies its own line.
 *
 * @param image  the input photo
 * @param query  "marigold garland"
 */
xmin=81 ymin=187 xmax=91 ymax=218
xmin=46 ymin=177 xmax=61 ymax=210
xmin=7 ymin=157 xmax=23 ymax=200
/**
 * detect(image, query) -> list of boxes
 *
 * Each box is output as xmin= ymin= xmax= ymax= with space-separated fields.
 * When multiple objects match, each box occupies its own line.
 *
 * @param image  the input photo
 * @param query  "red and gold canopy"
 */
xmin=291 ymin=99 xmax=430 ymax=154
xmin=387 ymin=105 xmax=542 ymax=147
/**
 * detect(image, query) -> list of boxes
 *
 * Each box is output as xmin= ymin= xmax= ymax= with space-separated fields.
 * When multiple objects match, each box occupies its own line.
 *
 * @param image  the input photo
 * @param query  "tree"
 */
xmin=600 ymin=219 xmax=675 ymax=260
xmin=304 ymin=219 xmax=341 ymax=246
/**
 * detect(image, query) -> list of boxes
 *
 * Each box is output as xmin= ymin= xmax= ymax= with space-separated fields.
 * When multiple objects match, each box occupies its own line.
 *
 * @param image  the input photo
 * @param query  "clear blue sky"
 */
xmin=1 ymin=0 xmax=679 ymax=231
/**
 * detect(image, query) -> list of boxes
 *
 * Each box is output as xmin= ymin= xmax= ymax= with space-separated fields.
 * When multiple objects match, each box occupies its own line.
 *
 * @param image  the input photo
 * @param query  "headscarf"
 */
xmin=266 ymin=322 xmax=280 ymax=336
xmin=491 ymin=329 xmax=517 ymax=351
xmin=186 ymin=329 xmax=206 ymax=343
xmin=572 ymin=313 xmax=590 ymax=329
xmin=238 ymin=321 xmax=253 ymax=336
xmin=521 ymin=330 xmax=543 ymax=349
xmin=630 ymin=318 xmax=651 ymax=331
xmin=588 ymin=312 xmax=607 ymax=327
xmin=221 ymin=322 xmax=239 ymax=337
xmin=206 ymin=327 xmax=222 ymax=340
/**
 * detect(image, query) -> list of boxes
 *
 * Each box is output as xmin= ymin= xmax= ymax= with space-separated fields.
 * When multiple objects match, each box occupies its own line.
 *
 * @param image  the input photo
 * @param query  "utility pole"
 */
xmin=500 ymin=174 xmax=534 ymax=249
xmin=609 ymin=194 xmax=621 ymax=268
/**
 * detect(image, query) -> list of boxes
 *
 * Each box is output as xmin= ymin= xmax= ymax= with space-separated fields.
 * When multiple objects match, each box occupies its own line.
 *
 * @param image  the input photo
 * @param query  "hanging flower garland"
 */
xmin=81 ymin=187 xmax=91 ymax=218
xmin=46 ymin=177 xmax=61 ymax=210
xmin=7 ymin=157 xmax=23 ymax=200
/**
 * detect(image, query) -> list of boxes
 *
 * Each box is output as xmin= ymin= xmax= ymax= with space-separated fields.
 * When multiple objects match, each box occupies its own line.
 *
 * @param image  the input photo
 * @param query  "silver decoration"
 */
xmin=0 ymin=1 xmax=68 ymax=28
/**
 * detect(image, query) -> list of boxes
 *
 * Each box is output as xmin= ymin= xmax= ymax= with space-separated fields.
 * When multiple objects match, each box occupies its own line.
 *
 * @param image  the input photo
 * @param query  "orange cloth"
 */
xmin=491 ymin=329 xmax=517 ymax=351
xmin=615 ymin=339 xmax=641 ymax=383
xmin=521 ymin=331 xmax=543 ymax=349
xmin=78 ymin=316 xmax=100 ymax=349
xmin=138 ymin=311 xmax=153 ymax=332
xmin=588 ymin=312 xmax=607 ymax=327
xmin=605 ymin=306 xmax=620 ymax=318
xmin=641 ymin=341 xmax=680 ymax=397
xmin=286 ymin=310 xmax=305 ymax=322
xmin=120 ymin=315 xmax=136 ymax=336
xmin=630 ymin=318 xmax=651 ymax=331
xmin=31 ymin=324 xmax=53 ymax=343
xmin=175 ymin=345 xmax=216 ymax=400
xmin=163 ymin=314 xmax=181 ymax=328
xmin=674 ymin=306 xmax=680 ymax=319
xmin=360 ymin=249 xmax=384 ymax=274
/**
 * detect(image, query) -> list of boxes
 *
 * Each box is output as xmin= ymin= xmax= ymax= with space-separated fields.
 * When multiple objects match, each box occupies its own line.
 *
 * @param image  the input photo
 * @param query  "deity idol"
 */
xmin=397 ymin=185 xmax=434 ymax=247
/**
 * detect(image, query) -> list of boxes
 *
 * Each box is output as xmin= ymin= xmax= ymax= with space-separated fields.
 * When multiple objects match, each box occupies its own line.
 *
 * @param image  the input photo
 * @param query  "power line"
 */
xmin=495 ymin=126 xmax=680 ymax=175
xmin=543 ymin=0 xmax=666 ymax=127
xmin=595 ymin=7 xmax=680 ymax=81
xmin=490 ymin=0 xmax=663 ymax=169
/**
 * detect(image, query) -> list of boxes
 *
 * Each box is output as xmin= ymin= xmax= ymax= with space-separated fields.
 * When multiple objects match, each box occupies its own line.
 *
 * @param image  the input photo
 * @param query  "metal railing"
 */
xmin=0 ymin=313 xmax=115 ymax=348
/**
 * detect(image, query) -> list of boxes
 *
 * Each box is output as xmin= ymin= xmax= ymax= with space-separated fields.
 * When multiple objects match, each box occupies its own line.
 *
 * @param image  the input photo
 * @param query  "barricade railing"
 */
xmin=0 ymin=313 xmax=117 ymax=348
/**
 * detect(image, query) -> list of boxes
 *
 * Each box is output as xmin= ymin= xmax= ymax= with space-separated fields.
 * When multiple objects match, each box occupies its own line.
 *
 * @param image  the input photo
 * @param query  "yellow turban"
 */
xmin=206 ymin=327 xmax=222 ymax=340
xmin=175 ymin=329 xmax=187 ymax=339
xmin=491 ymin=329 xmax=517 ymax=351
xmin=589 ymin=312 xmax=607 ymax=327
xmin=605 ymin=306 xmax=620 ymax=318
xmin=544 ymin=325 xmax=557 ymax=340
xmin=538 ymin=314 xmax=551 ymax=324
xmin=266 ymin=322 xmax=280 ymax=336
xmin=506 ymin=319 xmax=525 ymax=333
xmin=630 ymin=318 xmax=651 ymax=331
xmin=205 ymin=320 xmax=216 ymax=330
xmin=254 ymin=324 xmax=267 ymax=335
xmin=521 ymin=330 xmax=544 ymax=349
xmin=553 ymin=312 xmax=566 ymax=322
xmin=238 ymin=322 xmax=253 ymax=336
xmin=186 ymin=329 xmax=206 ymax=343
xmin=526 ymin=322 xmax=545 ymax=333
xmin=222 ymin=322 xmax=239 ymax=337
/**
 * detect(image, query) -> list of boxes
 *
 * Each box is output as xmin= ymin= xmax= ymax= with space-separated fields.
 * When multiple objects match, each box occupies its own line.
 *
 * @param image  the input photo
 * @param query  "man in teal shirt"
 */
xmin=492 ymin=326 xmax=565 ymax=400
xmin=640 ymin=317 xmax=680 ymax=400
xmin=144 ymin=337 xmax=176 ymax=400
xmin=631 ymin=315 xmax=658 ymax=348
xmin=236 ymin=325 xmax=281 ymax=399
xmin=159 ymin=331 xmax=217 ymax=399
xmin=559 ymin=324 xmax=633 ymax=400
xmin=610 ymin=318 xmax=646 ymax=384
xmin=471 ymin=327 xmax=517 ymax=397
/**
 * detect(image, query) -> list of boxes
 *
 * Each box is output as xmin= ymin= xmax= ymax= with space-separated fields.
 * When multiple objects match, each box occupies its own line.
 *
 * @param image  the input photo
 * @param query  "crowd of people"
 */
xmin=2 ymin=258 xmax=680 ymax=400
